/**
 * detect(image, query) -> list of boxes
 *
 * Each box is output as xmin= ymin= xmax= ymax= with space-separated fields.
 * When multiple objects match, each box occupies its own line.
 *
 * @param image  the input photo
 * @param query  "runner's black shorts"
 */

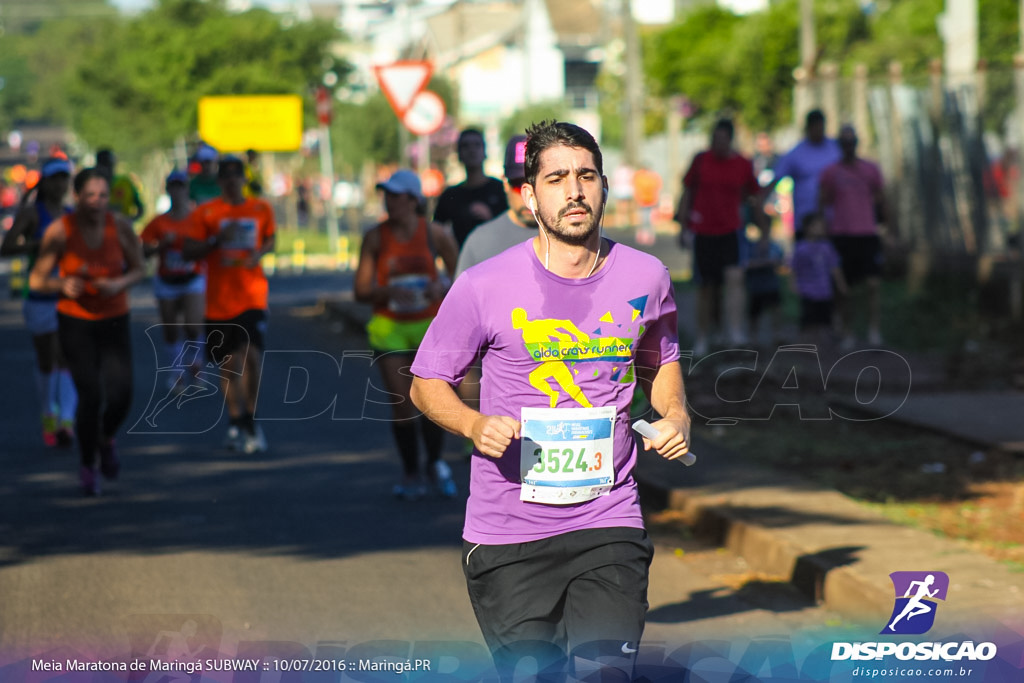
xmin=205 ymin=309 xmax=268 ymax=366
xmin=462 ymin=526 xmax=653 ymax=681
xmin=831 ymin=234 xmax=882 ymax=287
xmin=748 ymin=290 xmax=782 ymax=320
xmin=693 ymin=232 xmax=741 ymax=286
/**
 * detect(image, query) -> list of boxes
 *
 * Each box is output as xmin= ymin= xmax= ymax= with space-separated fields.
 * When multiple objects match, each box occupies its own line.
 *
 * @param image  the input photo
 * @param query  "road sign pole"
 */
xmin=318 ymin=123 xmax=340 ymax=262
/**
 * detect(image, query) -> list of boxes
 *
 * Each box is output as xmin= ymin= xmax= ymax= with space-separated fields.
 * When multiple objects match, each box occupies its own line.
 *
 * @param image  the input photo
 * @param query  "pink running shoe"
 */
xmin=79 ymin=465 xmax=100 ymax=496
xmin=42 ymin=415 xmax=58 ymax=447
xmin=98 ymin=440 xmax=120 ymax=480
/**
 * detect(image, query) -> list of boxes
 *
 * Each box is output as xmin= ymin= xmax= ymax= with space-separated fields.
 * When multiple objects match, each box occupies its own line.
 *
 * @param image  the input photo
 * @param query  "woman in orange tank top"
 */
xmin=355 ymin=169 xmax=458 ymax=500
xmin=29 ymin=167 xmax=145 ymax=496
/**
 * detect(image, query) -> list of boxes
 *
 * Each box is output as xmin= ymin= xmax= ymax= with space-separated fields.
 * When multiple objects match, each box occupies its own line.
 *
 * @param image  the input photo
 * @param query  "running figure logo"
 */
xmin=513 ymin=307 xmax=592 ymax=408
xmin=130 ymin=325 xmax=243 ymax=434
xmin=881 ymin=571 xmax=949 ymax=635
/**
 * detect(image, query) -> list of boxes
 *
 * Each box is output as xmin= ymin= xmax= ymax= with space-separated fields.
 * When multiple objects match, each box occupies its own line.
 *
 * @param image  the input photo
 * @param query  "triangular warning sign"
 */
xmin=374 ymin=61 xmax=433 ymax=119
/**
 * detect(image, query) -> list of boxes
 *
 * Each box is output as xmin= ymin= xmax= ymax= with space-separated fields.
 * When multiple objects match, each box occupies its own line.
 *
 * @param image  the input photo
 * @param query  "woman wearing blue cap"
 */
xmin=0 ymin=157 xmax=79 ymax=448
xmin=141 ymin=170 xmax=206 ymax=391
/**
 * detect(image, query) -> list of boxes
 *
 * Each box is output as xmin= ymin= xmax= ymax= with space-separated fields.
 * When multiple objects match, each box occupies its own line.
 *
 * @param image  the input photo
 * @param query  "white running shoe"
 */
xmin=223 ymin=425 xmax=242 ymax=451
xmin=242 ymin=426 xmax=268 ymax=454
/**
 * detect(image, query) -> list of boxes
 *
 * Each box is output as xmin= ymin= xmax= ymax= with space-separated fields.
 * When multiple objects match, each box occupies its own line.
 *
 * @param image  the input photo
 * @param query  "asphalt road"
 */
xmin=0 ymin=269 xmax=844 ymax=681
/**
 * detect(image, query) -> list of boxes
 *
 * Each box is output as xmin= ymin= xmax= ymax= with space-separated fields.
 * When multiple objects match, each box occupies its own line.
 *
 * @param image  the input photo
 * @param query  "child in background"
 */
xmin=791 ymin=213 xmax=847 ymax=344
xmin=741 ymin=225 xmax=785 ymax=346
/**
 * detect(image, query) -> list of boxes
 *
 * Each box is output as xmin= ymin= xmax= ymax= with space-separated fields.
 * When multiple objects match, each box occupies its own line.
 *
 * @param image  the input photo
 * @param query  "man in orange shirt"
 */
xmin=185 ymin=155 xmax=276 ymax=453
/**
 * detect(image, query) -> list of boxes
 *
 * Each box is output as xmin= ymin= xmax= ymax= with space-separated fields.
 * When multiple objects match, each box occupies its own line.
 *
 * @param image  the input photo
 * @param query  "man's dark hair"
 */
xmin=457 ymin=128 xmax=485 ymax=147
xmin=96 ymin=149 xmax=115 ymax=167
xmin=73 ymin=167 xmax=108 ymax=194
xmin=805 ymin=109 xmax=826 ymax=128
xmin=713 ymin=118 xmax=734 ymax=139
xmin=523 ymin=120 xmax=603 ymax=187
xmin=218 ymin=157 xmax=245 ymax=179
xmin=801 ymin=211 xmax=824 ymax=233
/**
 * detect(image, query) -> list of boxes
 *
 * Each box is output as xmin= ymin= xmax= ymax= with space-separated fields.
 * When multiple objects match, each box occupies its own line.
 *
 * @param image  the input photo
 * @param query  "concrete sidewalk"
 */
xmin=634 ymin=438 xmax=1024 ymax=634
xmin=320 ymin=294 xmax=1024 ymax=643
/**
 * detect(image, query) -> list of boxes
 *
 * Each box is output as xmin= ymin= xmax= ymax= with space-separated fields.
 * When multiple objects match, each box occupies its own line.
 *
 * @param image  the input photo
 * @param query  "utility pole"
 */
xmin=794 ymin=0 xmax=817 ymax=123
xmin=622 ymin=0 xmax=643 ymax=167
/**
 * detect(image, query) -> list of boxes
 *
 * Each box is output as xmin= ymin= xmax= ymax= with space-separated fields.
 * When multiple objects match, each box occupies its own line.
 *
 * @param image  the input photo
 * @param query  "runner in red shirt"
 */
xmin=675 ymin=119 xmax=763 ymax=354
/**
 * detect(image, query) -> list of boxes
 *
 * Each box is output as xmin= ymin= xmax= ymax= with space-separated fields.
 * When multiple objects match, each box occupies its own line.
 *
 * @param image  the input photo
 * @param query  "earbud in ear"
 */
xmin=529 ymin=197 xmax=537 ymax=211
xmin=603 ymin=186 xmax=608 ymax=202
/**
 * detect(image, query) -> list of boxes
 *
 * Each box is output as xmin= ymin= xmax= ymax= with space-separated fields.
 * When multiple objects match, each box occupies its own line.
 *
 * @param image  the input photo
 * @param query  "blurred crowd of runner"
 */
xmin=0 ymin=112 xmax=895 ymax=502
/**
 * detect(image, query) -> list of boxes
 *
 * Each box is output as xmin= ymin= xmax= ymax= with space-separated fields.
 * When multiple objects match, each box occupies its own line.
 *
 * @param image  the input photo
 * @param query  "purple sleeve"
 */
xmin=634 ymin=270 xmax=680 ymax=374
xmin=773 ymin=150 xmax=793 ymax=181
xmin=410 ymin=272 xmax=485 ymax=385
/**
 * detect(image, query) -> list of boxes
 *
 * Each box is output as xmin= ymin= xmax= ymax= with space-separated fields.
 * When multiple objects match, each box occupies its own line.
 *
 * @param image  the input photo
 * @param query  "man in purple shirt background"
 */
xmin=410 ymin=120 xmax=691 ymax=682
xmin=762 ymin=109 xmax=842 ymax=240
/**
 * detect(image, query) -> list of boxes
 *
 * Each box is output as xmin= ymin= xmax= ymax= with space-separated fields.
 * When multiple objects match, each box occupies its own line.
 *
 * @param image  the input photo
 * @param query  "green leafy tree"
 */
xmin=644 ymin=5 xmax=742 ymax=126
xmin=64 ymin=0 xmax=344 ymax=160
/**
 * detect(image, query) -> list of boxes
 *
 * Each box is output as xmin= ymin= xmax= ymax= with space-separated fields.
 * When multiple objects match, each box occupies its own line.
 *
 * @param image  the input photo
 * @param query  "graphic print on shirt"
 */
xmin=512 ymin=295 xmax=649 ymax=408
xmin=218 ymin=217 xmax=257 ymax=267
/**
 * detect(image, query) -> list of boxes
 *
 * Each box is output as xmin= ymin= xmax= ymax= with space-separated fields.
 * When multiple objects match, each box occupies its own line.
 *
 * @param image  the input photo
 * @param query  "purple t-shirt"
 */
xmin=792 ymin=239 xmax=840 ymax=301
xmin=774 ymin=139 xmax=842 ymax=229
xmin=411 ymin=239 xmax=680 ymax=544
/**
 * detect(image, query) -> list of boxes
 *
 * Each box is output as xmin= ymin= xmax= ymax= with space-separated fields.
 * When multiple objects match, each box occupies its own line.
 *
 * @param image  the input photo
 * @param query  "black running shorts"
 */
xmin=462 ymin=526 xmax=653 ymax=682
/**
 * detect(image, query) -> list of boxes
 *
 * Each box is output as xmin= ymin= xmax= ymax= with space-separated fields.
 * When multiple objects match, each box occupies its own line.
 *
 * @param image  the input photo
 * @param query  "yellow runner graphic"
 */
xmin=512 ymin=307 xmax=593 ymax=408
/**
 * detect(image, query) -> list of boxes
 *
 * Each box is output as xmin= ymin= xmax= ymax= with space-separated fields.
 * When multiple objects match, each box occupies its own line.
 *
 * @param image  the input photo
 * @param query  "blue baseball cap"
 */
xmin=166 ymin=169 xmax=189 ymax=185
xmin=376 ymin=169 xmax=423 ymax=202
xmin=195 ymin=144 xmax=219 ymax=162
xmin=41 ymin=158 xmax=72 ymax=178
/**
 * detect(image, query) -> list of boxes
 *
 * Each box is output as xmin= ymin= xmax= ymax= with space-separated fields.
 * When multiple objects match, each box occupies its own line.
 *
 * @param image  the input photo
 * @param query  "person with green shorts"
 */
xmin=354 ymin=169 xmax=458 ymax=499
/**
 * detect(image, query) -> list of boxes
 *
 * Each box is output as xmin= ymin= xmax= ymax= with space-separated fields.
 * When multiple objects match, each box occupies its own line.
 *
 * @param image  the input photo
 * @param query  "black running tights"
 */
xmin=57 ymin=313 xmax=133 ymax=467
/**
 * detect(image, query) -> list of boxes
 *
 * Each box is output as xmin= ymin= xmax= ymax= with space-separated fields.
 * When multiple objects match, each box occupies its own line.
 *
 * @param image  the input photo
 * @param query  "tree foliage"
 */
xmin=644 ymin=0 xmax=1019 ymax=133
xmin=0 ymin=0 xmax=345 ymax=163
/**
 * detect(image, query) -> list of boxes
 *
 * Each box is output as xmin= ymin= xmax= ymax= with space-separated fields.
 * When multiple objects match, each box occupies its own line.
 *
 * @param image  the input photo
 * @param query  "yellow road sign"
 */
xmin=198 ymin=95 xmax=303 ymax=152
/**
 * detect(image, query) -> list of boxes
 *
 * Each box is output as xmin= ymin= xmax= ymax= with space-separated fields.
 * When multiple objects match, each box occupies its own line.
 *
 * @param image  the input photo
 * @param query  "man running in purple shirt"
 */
xmin=410 ymin=120 xmax=692 ymax=682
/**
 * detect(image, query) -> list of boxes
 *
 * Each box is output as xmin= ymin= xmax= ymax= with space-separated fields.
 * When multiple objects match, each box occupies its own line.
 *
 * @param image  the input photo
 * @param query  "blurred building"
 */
xmin=313 ymin=0 xmax=607 ymax=128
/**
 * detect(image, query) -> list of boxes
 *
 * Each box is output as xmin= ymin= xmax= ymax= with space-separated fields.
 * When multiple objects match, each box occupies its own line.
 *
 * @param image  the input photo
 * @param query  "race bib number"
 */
xmin=219 ymin=218 xmax=258 ymax=266
xmin=387 ymin=274 xmax=431 ymax=314
xmin=162 ymin=249 xmax=193 ymax=275
xmin=520 ymin=406 xmax=616 ymax=505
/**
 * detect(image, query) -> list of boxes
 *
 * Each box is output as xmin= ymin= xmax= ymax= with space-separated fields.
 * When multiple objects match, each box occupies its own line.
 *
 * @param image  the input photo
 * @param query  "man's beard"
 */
xmin=539 ymin=200 xmax=602 ymax=247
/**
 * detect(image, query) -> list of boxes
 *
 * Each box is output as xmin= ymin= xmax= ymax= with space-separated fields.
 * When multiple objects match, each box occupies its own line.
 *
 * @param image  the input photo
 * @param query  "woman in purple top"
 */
xmin=410 ymin=120 xmax=691 ymax=682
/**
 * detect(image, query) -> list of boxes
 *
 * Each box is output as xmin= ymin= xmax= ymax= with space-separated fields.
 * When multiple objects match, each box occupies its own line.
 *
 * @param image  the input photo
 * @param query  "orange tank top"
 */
xmin=373 ymin=217 xmax=440 ymax=321
xmin=57 ymin=213 xmax=130 ymax=320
